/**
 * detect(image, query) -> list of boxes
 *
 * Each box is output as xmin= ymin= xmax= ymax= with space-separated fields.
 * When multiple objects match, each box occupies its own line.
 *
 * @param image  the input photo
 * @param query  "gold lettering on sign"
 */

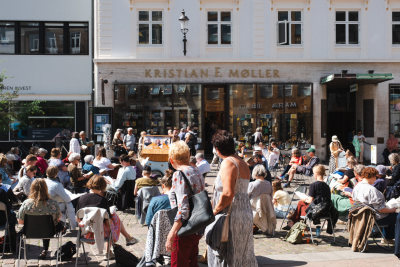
xmin=169 ymin=69 xmax=175 ymax=78
xmin=241 ymin=70 xmax=249 ymax=78
xmin=155 ymin=69 xmax=161 ymax=78
xmin=185 ymin=69 xmax=188 ymax=78
xmin=251 ymin=70 xmax=257 ymax=78
xmin=215 ymin=67 xmax=221 ymax=77
xmin=266 ymin=70 xmax=271 ymax=78
xmin=229 ymin=69 xmax=239 ymax=77
xmin=177 ymin=69 xmax=182 ymax=77
xmin=201 ymin=69 xmax=208 ymax=77
xmin=259 ymin=70 xmax=264 ymax=78
xmin=145 ymin=69 xmax=152 ymax=78
xmin=274 ymin=70 xmax=280 ymax=78
xmin=190 ymin=70 xmax=198 ymax=78
xmin=163 ymin=69 xmax=166 ymax=78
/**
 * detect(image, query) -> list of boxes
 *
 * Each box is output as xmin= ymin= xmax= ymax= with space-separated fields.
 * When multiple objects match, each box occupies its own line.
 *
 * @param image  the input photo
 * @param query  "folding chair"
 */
xmin=361 ymin=221 xmax=391 ymax=252
xmin=300 ymin=214 xmax=336 ymax=244
xmin=18 ymin=214 xmax=62 ymax=267
xmin=75 ymin=208 xmax=113 ymax=267
xmin=280 ymin=185 xmax=308 ymax=230
xmin=0 ymin=202 xmax=12 ymax=258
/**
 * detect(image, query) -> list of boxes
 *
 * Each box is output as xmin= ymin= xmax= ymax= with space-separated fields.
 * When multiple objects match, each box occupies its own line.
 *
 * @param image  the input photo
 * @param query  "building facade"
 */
xmin=0 ymin=0 xmax=93 ymax=150
xmin=94 ymin=0 xmax=400 ymax=161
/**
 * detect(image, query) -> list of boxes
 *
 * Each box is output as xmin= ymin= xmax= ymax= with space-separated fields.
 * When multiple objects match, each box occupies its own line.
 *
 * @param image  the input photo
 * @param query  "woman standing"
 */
xmin=138 ymin=131 xmax=146 ymax=158
xmin=165 ymin=141 xmax=205 ymax=267
xmin=208 ymin=130 xmax=257 ymax=266
xmin=112 ymin=130 xmax=125 ymax=157
xmin=329 ymin=135 xmax=343 ymax=174
xmin=69 ymin=132 xmax=81 ymax=154
xmin=185 ymin=133 xmax=196 ymax=156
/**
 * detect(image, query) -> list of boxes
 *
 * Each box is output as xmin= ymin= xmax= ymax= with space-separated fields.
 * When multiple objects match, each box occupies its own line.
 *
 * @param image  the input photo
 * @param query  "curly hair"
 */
xmin=86 ymin=175 xmax=107 ymax=191
xmin=292 ymin=148 xmax=301 ymax=157
xmin=361 ymin=167 xmax=378 ymax=179
xmin=161 ymin=169 xmax=173 ymax=188
xmin=389 ymin=153 xmax=400 ymax=164
xmin=28 ymin=178 xmax=50 ymax=208
xmin=211 ymin=130 xmax=235 ymax=156
xmin=169 ymin=141 xmax=190 ymax=163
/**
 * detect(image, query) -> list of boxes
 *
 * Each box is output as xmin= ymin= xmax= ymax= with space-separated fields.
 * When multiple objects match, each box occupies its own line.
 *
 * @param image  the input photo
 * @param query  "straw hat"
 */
xmin=332 ymin=135 xmax=339 ymax=142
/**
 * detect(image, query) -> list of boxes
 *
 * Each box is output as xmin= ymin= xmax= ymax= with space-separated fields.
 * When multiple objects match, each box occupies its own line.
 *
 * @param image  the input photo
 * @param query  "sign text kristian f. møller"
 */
xmin=144 ymin=68 xmax=280 ymax=78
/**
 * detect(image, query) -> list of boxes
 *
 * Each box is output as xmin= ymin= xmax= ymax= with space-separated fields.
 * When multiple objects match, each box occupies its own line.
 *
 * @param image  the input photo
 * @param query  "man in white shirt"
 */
xmin=354 ymin=130 xmax=366 ymax=163
xmin=105 ymin=155 xmax=136 ymax=192
xmin=123 ymin=128 xmax=136 ymax=152
xmin=195 ymin=153 xmax=211 ymax=176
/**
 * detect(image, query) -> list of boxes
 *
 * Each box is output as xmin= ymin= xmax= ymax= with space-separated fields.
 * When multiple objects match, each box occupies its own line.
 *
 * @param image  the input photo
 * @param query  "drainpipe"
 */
xmin=101 ymin=79 xmax=108 ymax=105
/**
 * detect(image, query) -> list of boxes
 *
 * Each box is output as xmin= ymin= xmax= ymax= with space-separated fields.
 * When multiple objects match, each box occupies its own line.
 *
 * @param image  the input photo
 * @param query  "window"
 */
xmin=0 ymin=22 xmax=15 ymax=54
xmin=207 ymin=11 xmax=232 ymax=45
xmin=390 ymin=85 xmax=400 ymax=137
xmin=335 ymin=11 xmax=359 ymax=45
xmin=138 ymin=11 xmax=163 ymax=45
xmin=259 ymin=85 xmax=273 ymax=98
xmin=277 ymin=11 xmax=302 ymax=45
xmin=393 ymin=12 xmax=400 ymax=45
xmin=278 ymin=84 xmax=293 ymax=97
xmin=0 ymin=21 xmax=88 ymax=55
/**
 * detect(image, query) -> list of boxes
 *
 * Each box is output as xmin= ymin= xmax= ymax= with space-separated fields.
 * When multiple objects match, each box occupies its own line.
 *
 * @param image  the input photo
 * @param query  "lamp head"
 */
xmin=179 ymin=9 xmax=189 ymax=33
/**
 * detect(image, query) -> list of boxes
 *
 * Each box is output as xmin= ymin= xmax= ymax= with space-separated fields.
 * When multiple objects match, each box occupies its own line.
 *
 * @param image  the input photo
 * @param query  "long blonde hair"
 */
xmin=28 ymin=178 xmax=50 ymax=208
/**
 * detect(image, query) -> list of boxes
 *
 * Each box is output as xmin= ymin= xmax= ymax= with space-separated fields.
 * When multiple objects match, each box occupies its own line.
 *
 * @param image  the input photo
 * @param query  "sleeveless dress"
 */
xmin=208 ymin=157 xmax=258 ymax=267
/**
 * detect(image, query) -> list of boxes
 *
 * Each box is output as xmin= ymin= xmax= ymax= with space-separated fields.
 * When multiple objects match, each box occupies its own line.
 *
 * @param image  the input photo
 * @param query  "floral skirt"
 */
xmin=83 ymin=213 xmax=121 ymax=244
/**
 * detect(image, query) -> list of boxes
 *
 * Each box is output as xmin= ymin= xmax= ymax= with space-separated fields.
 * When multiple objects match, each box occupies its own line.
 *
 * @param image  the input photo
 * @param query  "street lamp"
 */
xmin=179 ymin=9 xmax=189 ymax=56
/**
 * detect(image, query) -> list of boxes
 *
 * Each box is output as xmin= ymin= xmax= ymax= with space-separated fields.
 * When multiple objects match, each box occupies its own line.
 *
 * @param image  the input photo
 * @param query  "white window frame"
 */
xmin=137 ymin=10 xmax=164 ymax=46
xmin=334 ymin=10 xmax=360 ymax=45
xmin=277 ymin=10 xmax=303 ymax=46
xmin=393 ymin=11 xmax=400 ymax=46
xmin=206 ymin=11 xmax=232 ymax=46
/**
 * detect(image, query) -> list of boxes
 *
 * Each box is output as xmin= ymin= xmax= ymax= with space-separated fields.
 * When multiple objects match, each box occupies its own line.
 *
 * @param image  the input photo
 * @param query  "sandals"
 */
xmin=38 ymin=250 xmax=48 ymax=259
xmin=126 ymin=236 xmax=139 ymax=246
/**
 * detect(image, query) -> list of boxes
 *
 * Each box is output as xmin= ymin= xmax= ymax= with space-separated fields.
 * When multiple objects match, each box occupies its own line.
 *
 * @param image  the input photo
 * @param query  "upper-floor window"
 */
xmin=0 ymin=21 xmax=88 ymax=55
xmin=393 ymin=12 xmax=400 ymax=45
xmin=138 ymin=11 xmax=163 ymax=45
xmin=278 ymin=11 xmax=302 ymax=45
xmin=335 ymin=11 xmax=359 ymax=45
xmin=207 ymin=11 xmax=231 ymax=45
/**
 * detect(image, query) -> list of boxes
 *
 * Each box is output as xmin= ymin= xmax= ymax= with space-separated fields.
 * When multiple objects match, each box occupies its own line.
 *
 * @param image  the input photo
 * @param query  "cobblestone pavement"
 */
xmin=0 ymin=166 xmax=398 ymax=266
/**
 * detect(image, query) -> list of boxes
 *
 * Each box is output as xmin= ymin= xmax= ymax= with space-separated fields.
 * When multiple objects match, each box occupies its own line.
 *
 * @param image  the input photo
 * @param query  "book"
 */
xmin=294 ymin=192 xmax=308 ymax=200
xmin=343 ymin=187 xmax=353 ymax=193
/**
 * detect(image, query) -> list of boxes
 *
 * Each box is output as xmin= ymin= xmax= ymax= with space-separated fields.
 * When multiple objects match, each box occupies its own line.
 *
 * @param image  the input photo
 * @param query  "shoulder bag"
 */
xmin=166 ymin=170 xmax=215 ymax=236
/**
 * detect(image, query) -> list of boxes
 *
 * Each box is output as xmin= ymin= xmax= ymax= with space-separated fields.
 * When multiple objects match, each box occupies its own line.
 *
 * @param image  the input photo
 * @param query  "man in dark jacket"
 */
xmin=284 ymin=148 xmax=320 ymax=188
xmin=248 ymin=154 xmax=272 ymax=183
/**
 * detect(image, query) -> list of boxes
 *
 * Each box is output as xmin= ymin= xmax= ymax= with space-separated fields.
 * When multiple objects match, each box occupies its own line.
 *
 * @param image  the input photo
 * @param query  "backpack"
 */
xmin=281 ymin=221 xmax=308 ymax=244
xmin=113 ymin=243 xmax=140 ymax=266
xmin=190 ymin=132 xmax=198 ymax=146
xmin=53 ymin=241 xmax=76 ymax=261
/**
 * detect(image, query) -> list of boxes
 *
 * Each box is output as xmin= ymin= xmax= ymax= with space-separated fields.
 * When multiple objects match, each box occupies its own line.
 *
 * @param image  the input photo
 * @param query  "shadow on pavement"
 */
xmin=256 ymin=256 xmax=307 ymax=266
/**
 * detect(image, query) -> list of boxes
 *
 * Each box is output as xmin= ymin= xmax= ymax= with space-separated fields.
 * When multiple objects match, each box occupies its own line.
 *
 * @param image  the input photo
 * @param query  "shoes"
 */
xmin=381 ymin=239 xmax=395 ymax=244
xmin=283 ymin=183 xmax=290 ymax=188
xmin=282 ymin=225 xmax=291 ymax=231
xmin=103 ymin=250 xmax=115 ymax=261
xmin=126 ymin=236 xmax=139 ymax=246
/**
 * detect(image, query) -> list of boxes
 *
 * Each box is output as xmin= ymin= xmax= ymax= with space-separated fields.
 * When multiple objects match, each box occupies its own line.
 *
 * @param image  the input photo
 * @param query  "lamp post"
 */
xmin=179 ymin=9 xmax=189 ymax=56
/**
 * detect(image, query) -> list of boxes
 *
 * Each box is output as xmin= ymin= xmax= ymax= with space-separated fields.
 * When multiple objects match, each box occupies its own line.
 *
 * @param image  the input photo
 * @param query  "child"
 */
xmin=272 ymin=180 xmax=290 ymax=218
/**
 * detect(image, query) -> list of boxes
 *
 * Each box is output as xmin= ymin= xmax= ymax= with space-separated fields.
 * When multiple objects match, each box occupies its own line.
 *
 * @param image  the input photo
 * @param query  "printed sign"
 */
xmin=143 ymin=136 xmax=172 ymax=149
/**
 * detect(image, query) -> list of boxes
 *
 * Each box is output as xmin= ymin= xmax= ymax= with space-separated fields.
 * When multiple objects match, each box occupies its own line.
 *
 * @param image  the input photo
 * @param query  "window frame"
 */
xmin=0 ymin=21 xmax=89 ymax=55
xmin=392 ymin=11 xmax=400 ymax=46
xmin=334 ymin=10 xmax=360 ymax=46
xmin=0 ymin=22 xmax=16 ymax=54
xmin=277 ymin=10 xmax=303 ymax=46
xmin=137 ymin=10 xmax=164 ymax=46
xmin=206 ymin=10 xmax=233 ymax=46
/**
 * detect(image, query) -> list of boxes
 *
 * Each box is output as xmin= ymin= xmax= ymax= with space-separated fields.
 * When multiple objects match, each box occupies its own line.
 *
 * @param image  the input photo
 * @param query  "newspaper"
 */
xmin=294 ymin=191 xmax=308 ymax=200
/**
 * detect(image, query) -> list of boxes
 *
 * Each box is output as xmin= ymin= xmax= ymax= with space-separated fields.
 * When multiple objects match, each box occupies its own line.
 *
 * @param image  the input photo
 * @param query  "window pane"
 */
xmin=349 ymin=24 xmax=359 ymax=44
xmin=259 ymin=85 xmax=273 ymax=98
xmin=139 ymin=24 xmax=149 ymax=44
xmin=336 ymin=11 xmax=346 ymax=21
xmin=0 ymin=22 xmax=14 ymax=26
xmin=45 ymin=23 xmax=63 ymax=27
xmin=336 ymin=24 xmax=346 ymax=44
xmin=290 ymin=24 xmax=301 ymax=44
xmin=0 ymin=24 xmax=15 ymax=54
xmin=298 ymin=85 xmax=311 ymax=96
xmin=152 ymin=24 xmax=162 ymax=44
xmin=45 ymin=27 xmax=63 ymax=54
xmin=349 ymin=11 xmax=358 ymax=21
xmin=278 ymin=85 xmax=292 ymax=97
xmin=221 ymin=24 xmax=231 ymax=44
xmin=69 ymin=23 xmax=88 ymax=27
xmin=20 ymin=27 xmax=40 ymax=54
xmin=291 ymin=11 xmax=301 ymax=21
xmin=393 ymin=12 xmax=400 ymax=22
xmin=390 ymin=85 xmax=400 ymax=137
xmin=69 ymin=28 xmax=88 ymax=54
xmin=152 ymin=11 xmax=162 ymax=21
xmin=208 ymin=11 xmax=218 ymax=21
xmin=208 ymin=24 xmax=218 ymax=44
xmin=278 ymin=11 xmax=288 ymax=21
xmin=393 ymin=25 xmax=400 ymax=44
xmin=221 ymin=12 xmax=231 ymax=21
xmin=139 ymin=11 xmax=149 ymax=21
xmin=20 ymin=22 xmax=39 ymax=26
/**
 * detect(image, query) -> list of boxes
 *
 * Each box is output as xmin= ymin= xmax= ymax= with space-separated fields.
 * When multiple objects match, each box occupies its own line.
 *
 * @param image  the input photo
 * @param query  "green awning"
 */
xmin=320 ymin=73 xmax=394 ymax=86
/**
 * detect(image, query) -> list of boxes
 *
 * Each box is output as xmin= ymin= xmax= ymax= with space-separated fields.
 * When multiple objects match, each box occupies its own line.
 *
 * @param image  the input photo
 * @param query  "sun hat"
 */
xmin=375 ymin=165 xmax=387 ymax=176
xmin=332 ymin=135 xmax=339 ymax=142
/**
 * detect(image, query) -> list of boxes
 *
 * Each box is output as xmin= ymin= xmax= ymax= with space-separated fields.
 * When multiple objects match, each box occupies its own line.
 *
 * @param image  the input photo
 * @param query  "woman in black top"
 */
xmin=75 ymin=175 xmax=137 ymax=260
xmin=185 ymin=133 xmax=196 ymax=156
xmin=284 ymin=164 xmax=330 ymax=229
xmin=387 ymin=153 xmax=400 ymax=186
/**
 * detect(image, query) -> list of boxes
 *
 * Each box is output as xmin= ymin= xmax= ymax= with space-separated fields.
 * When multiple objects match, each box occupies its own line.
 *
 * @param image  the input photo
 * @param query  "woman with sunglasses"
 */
xmin=13 ymin=165 xmax=37 ymax=199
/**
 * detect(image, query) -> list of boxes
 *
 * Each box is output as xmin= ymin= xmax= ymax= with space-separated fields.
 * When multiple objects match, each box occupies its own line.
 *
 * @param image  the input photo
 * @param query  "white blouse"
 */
xmin=69 ymin=138 xmax=81 ymax=154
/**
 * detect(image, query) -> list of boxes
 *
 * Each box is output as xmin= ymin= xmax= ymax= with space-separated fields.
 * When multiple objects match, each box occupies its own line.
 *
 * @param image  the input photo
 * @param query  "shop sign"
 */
xmin=144 ymin=68 xmax=280 ymax=79
xmin=272 ymin=102 xmax=297 ymax=109
xmin=0 ymin=86 xmax=32 ymax=91
xmin=350 ymin=84 xmax=358 ymax=92
xmin=239 ymin=104 xmax=261 ymax=109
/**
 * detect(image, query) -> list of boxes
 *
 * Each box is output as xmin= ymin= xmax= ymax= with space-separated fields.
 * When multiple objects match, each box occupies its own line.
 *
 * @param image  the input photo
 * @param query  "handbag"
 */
xmin=113 ymin=243 xmax=140 ymax=266
xmin=166 ymin=170 xmax=215 ymax=236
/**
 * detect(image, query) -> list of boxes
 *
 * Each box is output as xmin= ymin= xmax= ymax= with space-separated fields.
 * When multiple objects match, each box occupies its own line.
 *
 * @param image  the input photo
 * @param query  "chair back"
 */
xmin=76 ymin=207 xmax=110 ymax=221
xmin=23 ymin=214 xmax=56 ymax=238
xmin=0 ymin=202 xmax=7 ymax=212
xmin=294 ymin=185 xmax=308 ymax=194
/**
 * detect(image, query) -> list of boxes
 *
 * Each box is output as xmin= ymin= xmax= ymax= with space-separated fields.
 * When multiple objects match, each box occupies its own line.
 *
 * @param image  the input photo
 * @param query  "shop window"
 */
xmin=277 ymin=11 xmax=302 ymax=45
xmin=69 ymin=23 xmax=89 ymax=55
xmin=207 ymin=11 xmax=232 ymax=45
xmin=259 ymin=85 xmax=273 ymax=98
xmin=138 ymin=11 xmax=163 ymax=45
xmin=335 ymin=11 xmax=359 ymax=45
xmin=45 ymin=23 xmax=63 ymax=54
xmin=390 ymin=85 xmax=400 ymax=137
xmin=0 ymin=22 xmax=15 ymax=54
xmin=393 ymin=12 xmax=400 ymax=45
xmin=20 ymin=22 xmax=40 ymax=54
xmin=10 ymin=101 xmax=75 ymax=140
xmin=278 ymin=84 xmax=292 ymax=97
xmin=297 ymin=84 xmax=311 ymax=97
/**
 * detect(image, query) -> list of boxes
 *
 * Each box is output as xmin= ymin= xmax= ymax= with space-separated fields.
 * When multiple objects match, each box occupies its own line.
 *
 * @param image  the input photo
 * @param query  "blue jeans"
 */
xmin=275 ymin=208 xmax=287 ymax=219
xmin=280 ymin=165 xmax=291 ymax=177
xmin=376 ymin=212 xmax=398 ymax=240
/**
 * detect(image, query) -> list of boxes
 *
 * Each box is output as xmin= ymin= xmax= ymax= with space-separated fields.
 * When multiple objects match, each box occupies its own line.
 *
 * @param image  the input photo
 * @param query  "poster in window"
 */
xmin=245 ymin=114 xmax=252 ymax=119
xmin=177 ymin=85 xmax=186 ymax=93
xmin=164 ymin=85 xmax=172 ymax=95
xmin=128 ymin=86 xmax=136 ymax=96
xmin=207 ymin=89 xmax=219 ymax=100
xmin=191 ymin=86 xmax=200 ymax=96
xmin=143 ymin=136 xmax=172 ymax=149
xmin=150 ymin=86 xmax=161 ymax=95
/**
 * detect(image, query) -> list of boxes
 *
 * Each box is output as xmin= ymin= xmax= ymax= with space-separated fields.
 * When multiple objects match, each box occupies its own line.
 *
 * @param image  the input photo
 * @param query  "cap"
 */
xmin=144 ymin=165 xmax=152 ymax=173
xmin=306 ymin=148 xmax=316 ymax=153
xmin=254 ymin=147 xmax=262 ymax=151
xmin=375 ymin=165 xmax=386 ymax=176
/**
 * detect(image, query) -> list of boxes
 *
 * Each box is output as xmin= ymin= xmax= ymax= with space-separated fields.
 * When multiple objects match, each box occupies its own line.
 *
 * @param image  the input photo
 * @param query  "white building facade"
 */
xmin=94 ymin=0 xmax=400 ymax=161
xmin=0 ymin=0 xmax=93 ymax=148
